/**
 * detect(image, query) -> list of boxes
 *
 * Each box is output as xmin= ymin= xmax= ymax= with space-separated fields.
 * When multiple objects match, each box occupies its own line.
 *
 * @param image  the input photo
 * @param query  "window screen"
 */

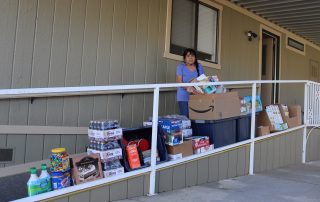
xmin=170 ymin=0 xmax=219 ymax=63
xmin=171 ymin=0 xmax=196 ymax=55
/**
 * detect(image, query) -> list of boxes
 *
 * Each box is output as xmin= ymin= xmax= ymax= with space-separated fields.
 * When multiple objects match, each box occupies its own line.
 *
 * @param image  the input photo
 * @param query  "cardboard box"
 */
xmin=191 ymin=136 xmax=210 ymax=150
xmin=280 ymin=105 xmax=301 ymax=128
xmin=194 ymin=144 xmax=214 ymax=154
xmin=188 ymin=92 xmax=241 ymax=120
xmin=257 ymin=108 xmax=288 ymax=132
xmin=72 ymin=154 xmax=103 ymax=185
xmin=256 ymin=126 xmax=270 ymax=137
xmin=166 ymin=140 xmax=193 ymax=157
xmin=158 ymin=118 xmax=182 ymax=134
xmin=168 ymin=153 xmax=183 ymax=161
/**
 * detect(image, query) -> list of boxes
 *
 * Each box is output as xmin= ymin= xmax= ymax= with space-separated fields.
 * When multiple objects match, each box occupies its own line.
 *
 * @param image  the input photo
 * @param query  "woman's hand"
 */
xmin=186 ymin=86 xmax=194 ymax=93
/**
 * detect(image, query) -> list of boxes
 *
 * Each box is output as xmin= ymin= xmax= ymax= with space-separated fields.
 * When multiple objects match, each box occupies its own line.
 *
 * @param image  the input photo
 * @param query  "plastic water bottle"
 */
xmin=39 ymin=164 xmax=52 ymax=193
xmin=27 ymin=167 xmax=40 ymax=196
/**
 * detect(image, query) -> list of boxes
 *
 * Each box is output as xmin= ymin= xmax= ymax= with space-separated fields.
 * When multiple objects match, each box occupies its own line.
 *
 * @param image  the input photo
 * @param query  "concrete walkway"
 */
xmin=120 ymin=161 xmax=320 ymax=202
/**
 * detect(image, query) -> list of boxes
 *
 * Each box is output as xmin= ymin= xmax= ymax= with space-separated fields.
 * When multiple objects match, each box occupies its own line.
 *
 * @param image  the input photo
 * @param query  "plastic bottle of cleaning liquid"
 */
xmin=39 ymin=164 xmax=52 ymax=193
xmin=27 ymin=167 xmax=40 ymax=196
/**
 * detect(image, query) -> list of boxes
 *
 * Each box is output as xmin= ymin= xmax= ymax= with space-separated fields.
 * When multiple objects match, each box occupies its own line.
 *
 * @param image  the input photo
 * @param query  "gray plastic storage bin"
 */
xmin=191 ymin=117 xmax=237 ymax=148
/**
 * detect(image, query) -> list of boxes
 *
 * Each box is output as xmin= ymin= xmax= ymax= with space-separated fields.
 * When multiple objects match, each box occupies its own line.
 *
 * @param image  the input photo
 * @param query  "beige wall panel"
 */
xmin=120 ymin=95 xmax=133 ymax=128
xmin=143 ymin=94 xmax=153 ymax=123
xmin=122 ymin=0 xmax=138 ymax=85
xmin=30 ymin=0 xmax=54 ymax=88
xmin=227 ymin=149 xmax=238 ymax=178
xmin=69 ymin=191 xmax=90 ymax=202
xmin=107 ymin=95 xmax=121 ymax=121
xmin=218 ymin=152 xmax=228 ymax=180
xmin=127 ymin=176 xmax=144 ymax=198
xmin=279 ymin=135 xmax=286 ymax=167
xmin=253 ymin=142 xmax=261 ymax=173
xmin=109 ymin=180 xmax=128 ymax=201
xmin=132 ymin=94 xmax=145 ymax=126
xmin=60 ymin=135 xmax=76 ymax=155
xmin=43 ymin=135 xmax=60 ymax=159
xmin=0 ymin=0 xmax=18 ymax=89
xmin=11 ymin=0 xmax=37 ymax=89
xmin=158 ymin=168 xmax=173 ymax=192
xmin=245 ymin=145 xmax=250 ymax=174
xmin=78 ymin=0 xmax=101 ymax=130
xmin=236 ymin=146 xmax=246 ymax=176
xmin=109 ymin=0 xmax=127 ymax=85
xmin=51 ymin=197 xmax=69 ymax=202
xmin=197 ymin=158 xmax=209 ymax=184
xmin=25 ymin=134 xmax=44 ymax=163
xmin=266 ymin=139 xmax=274 ymax=171
xmin=284 ymin=135 xmax=290 ymax=166
xmin=156 ymin=0 xmax=168 ymax=84
xmin=259 ymin=141 xmax=267 ymax=172
xmin=208 ymin=155 xmax=219 ymax=182
xmin=64 ymin=0 xmax=86 ymax=137
xmin=134 ymin=0 xmax=149 ymax=84
xmin=185 ymin=161 xmax=197 ymax=187
xmin=93 ymin=0 xmax=115 ymax=122
xmin=76 ymin=135 xmax=88 ymax=153
xmin=46 ymin=0 xmax=71 ymax=136
xmin=172 ymin=164 xmax=186 ymax=190
xmin=145 ymin=0 xmax=160 ymax=84
xmin=295 ymin=132 xmax=303 ymax=164
xmin=90 ymin=185 xmax=110 ymax=202
xmin=273 ymin=136 xmax=280 ymax=169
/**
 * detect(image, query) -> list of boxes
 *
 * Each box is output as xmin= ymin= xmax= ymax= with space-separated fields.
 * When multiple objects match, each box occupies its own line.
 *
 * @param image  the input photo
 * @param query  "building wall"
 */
xmin=0 ymin=0 xmax=319 ymax=167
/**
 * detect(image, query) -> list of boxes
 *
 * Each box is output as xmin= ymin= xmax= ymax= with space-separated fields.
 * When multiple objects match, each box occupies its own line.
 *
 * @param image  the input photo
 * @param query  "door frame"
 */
xmin=259 ymin=24 xmax=282 ymax=104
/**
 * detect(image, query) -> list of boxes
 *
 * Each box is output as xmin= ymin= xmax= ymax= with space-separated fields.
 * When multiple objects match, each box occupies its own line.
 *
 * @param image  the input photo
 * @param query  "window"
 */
xmin=286 ymin=36 xmax=305 ymax=55
xmin=165 ymin=0 xmax=222 ymax=68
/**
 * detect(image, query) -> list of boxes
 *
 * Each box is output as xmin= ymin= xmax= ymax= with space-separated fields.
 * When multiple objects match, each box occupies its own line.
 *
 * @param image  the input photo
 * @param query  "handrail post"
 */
xmin=302 ymin=82 xmax=308 ymax=163
xmin=249 ymin=83 xmax=257 ymax=175
xmin=148 ymin=87 xmax=160 ymax=196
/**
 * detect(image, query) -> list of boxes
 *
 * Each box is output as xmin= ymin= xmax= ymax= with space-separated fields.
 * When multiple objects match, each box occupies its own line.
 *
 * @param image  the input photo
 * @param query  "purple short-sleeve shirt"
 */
xmin=176 ymin=63 xmax=204 ymax=101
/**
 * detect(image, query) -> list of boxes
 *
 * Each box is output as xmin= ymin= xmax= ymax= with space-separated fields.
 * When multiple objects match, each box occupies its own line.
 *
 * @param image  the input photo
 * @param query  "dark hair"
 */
xmin=183 ymin=48 xmax=200 ymax=76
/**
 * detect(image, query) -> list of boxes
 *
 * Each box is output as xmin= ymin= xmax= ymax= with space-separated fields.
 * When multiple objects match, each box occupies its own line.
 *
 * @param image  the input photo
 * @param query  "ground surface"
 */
xmin=119 ymin=161 xmax=320 ymax=202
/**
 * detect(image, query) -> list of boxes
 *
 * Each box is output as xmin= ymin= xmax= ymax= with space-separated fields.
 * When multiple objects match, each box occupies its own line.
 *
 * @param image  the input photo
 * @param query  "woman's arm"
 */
xmin=176 ymin=75 xmax=194 ymax=93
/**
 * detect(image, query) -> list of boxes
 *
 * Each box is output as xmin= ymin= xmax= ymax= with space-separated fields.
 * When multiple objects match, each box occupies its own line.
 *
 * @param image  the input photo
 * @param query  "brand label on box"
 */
xmin=87 ymin=148 xmax=122 ymax=161
xmin=103 ymin=167 xmax=124 ymax=178
xmin=192 ymin=136 xmax=210 ymax=149
xmin=194 ymin=144 xmax=214 ymax=154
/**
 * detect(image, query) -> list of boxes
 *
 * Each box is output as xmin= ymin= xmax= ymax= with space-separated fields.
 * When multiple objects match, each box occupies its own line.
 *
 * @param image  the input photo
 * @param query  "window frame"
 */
xmin=286 ymin=34 xmax=306 ymax=56
xmin=164 ymin=0 xmax=223 ymax=69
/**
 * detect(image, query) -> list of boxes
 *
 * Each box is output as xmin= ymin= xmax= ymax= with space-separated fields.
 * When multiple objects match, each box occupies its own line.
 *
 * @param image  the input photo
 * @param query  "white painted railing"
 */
xmin=3 ymin=79 xmax=318 ymax=202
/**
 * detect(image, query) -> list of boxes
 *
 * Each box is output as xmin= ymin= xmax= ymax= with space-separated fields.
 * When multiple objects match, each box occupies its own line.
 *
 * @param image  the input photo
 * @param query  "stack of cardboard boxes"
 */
xmin=256 ymin=104 xmax=302 ymax=137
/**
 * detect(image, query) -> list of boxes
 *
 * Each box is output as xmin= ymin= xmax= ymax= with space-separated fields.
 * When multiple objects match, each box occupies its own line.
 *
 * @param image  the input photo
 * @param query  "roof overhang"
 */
xmin=231 ymin=0 xmax=320 ymax=46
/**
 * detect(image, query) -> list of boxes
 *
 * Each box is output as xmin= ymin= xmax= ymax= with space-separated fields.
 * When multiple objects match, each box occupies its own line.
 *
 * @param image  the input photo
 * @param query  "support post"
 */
xmin=149 ymin=87 xmax=160 ymax=196
xmin=302 ymin=83 xmax=308 ymax=163
xmin=249 ymin=83 xmax=257 ymax=175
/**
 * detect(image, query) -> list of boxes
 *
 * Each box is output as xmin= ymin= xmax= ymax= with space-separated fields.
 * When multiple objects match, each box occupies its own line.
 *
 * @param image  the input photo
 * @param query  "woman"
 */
xmin=176 ymin=48 xmax=205 ymax=117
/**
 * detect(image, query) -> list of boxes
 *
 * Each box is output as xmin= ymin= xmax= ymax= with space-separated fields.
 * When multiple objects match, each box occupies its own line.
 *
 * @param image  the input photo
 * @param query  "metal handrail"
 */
xmin=9 ymin=79 xmax=320 ymax=202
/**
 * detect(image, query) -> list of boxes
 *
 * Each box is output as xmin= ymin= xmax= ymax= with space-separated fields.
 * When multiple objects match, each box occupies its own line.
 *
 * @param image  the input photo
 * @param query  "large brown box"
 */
xmin=166 ymin=139 xmax=193 ymax=157
xmin=188 ymin=92 xmax=241 ymax=120
xmin=256 ymin=126 xmax=270 ymax=137
xmin=280 ymin=105 xmax=302 ymax=128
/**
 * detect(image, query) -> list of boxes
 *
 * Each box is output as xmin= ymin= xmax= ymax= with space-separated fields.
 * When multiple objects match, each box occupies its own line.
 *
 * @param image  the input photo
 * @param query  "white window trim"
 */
xmin=286 ymin=34 xmax=306 ymax=56
xmin=164 ymin=0 xmax=223 ymax=69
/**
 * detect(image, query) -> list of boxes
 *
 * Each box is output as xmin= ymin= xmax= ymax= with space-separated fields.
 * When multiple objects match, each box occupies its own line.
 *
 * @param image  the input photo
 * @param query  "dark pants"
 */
xmin=178 ymin=101 xmax=189 ymax=118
